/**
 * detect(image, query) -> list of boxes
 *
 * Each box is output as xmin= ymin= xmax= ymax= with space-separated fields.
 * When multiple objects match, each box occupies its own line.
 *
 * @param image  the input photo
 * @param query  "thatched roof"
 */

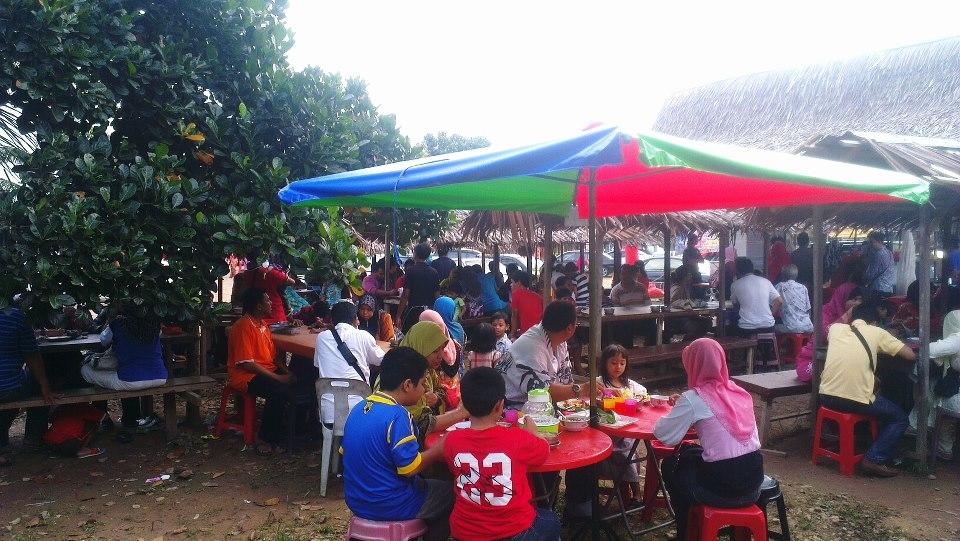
xmin=744 ymin=131 xmax=960 ymax=230
xmin=654 ymin=37 xmax=960 ymax=152
xmin=654 ymin=37 xmax=960 ymax=231
xmin=447 ymin=210 xmax=739 ymax=248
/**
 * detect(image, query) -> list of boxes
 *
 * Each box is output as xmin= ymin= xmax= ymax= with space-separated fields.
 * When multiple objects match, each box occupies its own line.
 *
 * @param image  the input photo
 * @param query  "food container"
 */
xmin=532 ymin=415 xmax=560 ymax=434
xmin=523 ymin=388 xmax=555 ymax=418
xmin=540 ymin=433 xmax=561 ymax=448
xmin=602 ymin=398 xmax=616 ymax=411
xmin=502 ymin=409 xmax=519 ymax=425
xmin=623 ymin=399 xmax=638 ymax=415
xmin=649 ymin=394 xmax=669 ymax=407
xmin=561 ymin=415 xmax=589 ymax=432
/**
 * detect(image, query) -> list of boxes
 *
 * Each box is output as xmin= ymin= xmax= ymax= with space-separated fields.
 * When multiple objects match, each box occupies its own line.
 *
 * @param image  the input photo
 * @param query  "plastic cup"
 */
xmin=624 ymin=399 xmax=638 ymax=415
xmin=602 ymin=398 xmax=616 ymax=411
xmin=614 ymin=401 xmax=627 ymax=414
xmin=503 ymin=410 xmax=519 ymax=426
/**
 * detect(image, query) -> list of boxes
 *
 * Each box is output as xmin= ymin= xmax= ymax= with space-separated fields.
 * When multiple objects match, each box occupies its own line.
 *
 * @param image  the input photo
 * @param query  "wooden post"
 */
xmin=718 ymin=230 xmax=729 ymax=337
xmin=612 ymin=240 xmax=622 ymax=285
xmin=587 ymin=171 xmax=602 ymax=424
xmin=762 ymin=232 xmax=771 ymax=275
xmin=579 ymin=242 xmax=586 ymax=272
xmin=542 ymin=219 xmax=554 ymax=308
xmin=457 ymin=245 xmax=463 ymax=267
xmin=481 ymin=251 xmax=486 ymax=269
xmin=493 ymin=243 xmax=501 ymax=279
xmin=383 ymin=225 xmax=391 ymax=292
xmin=663 ymin=228 xmax=673 ymax=306
xmin=916 ymin=204 xmax=933 ymax=467
xmin=809 ymin=207 xmax=825 ymax=417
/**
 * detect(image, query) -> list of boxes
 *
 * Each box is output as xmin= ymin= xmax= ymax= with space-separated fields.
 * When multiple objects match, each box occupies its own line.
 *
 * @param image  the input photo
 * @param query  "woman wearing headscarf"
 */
xmin=794 ymin=284 xmax=865 ymax=382
xmin=909 ymin=292 xmax=960 ymax=460
xmin=767 ymin=239 xmax=791 ymax=284
xmin=357 ymin=294 xmax=395 ymax=343
xmin=419 ymin=308 xmax=463 ymax=410
xmin=654 ymin=338 xmax=764 ymax=540
xmin=432 ymin=296 xmax=465 ymax=345
xmin=387 ymin=321 xmax=467 ymax=443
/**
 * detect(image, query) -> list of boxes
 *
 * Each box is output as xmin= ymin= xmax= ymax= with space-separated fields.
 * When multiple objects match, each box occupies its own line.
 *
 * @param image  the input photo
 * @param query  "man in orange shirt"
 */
xmin=228 ymin=288 xmax=295 ymax=454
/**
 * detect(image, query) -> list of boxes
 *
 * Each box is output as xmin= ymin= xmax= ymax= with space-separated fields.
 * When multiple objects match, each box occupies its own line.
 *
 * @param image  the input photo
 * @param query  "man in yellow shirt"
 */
xmin=819 ymin=304 xmax=916 ymax=477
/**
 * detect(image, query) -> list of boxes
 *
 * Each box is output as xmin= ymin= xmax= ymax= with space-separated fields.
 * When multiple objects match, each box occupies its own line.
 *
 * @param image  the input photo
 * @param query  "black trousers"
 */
xmin=247 ymin=374 xmax=292 ymax=445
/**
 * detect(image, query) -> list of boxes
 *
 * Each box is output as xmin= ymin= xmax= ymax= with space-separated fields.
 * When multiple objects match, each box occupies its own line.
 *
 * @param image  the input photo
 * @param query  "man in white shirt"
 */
xmin=730 ymin=257 xmax=783 ymax=336
xmin=314 ymin=301 xmax=385 ymax=424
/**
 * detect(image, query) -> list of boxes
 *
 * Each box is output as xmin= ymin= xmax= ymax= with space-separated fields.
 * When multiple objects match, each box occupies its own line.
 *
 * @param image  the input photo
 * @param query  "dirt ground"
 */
xmin=0 ymin=389 xmax=958 ymax=541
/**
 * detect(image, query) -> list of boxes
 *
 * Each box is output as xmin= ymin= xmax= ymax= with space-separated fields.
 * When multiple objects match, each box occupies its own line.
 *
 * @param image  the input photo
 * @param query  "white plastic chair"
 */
xmin=316 ymin=377 xmax=371 ymax=497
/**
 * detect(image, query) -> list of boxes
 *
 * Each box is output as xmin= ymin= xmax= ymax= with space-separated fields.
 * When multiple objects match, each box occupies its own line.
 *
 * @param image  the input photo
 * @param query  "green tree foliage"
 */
xmin=422 ymin=131 xmax=491 ymax=156
xmin=0 ymin=0 xmax=407 ymax=323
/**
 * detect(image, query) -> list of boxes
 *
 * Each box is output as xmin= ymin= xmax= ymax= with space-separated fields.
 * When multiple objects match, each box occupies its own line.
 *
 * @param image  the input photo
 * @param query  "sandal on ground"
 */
xmin=77 ymin=447 xmax=105 ymax=459
xmin=255 ymin=444 xmax=274 ymax=456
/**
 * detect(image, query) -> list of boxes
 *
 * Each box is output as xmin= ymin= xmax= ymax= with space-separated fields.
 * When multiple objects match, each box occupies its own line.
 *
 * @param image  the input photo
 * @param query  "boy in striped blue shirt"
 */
xmin=341 ymin=346 xmax=452 ymax=539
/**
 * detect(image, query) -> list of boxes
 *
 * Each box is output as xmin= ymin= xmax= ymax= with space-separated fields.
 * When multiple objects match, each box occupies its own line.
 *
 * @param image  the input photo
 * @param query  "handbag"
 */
xmin=849 ymin=324 xmax=881 ymax=397
xmin=331 ymin=327 xmax=367 ymax=385
xmin=934 ymin=367 xmax=960 ymax=398
xmin=84 ymin=347 xmax=118 ymax=371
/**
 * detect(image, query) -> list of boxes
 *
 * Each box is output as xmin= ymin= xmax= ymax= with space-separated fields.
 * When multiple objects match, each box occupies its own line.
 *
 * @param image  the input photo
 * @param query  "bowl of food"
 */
xmin=561 ymin=411 xmax=589 ymax=432
xmin=648 ymin=394 xmax=669 ymax=408
xmin=539 ymin=432 xmax=561 ymax=448
xmin=531 ymin=415 xmax=560 ymax=434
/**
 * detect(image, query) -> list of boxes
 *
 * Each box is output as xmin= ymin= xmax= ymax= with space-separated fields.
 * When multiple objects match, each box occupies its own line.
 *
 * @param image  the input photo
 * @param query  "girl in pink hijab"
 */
xmin=654 ymin=338 xmax=764 ymax=539
xmin=419 ymin=309 xmax=463 ymax=409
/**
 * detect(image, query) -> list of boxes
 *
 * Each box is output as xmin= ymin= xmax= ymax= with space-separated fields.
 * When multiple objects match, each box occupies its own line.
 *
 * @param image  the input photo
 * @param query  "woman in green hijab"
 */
xmin=384 ymin=321 xmax=467 ymax=440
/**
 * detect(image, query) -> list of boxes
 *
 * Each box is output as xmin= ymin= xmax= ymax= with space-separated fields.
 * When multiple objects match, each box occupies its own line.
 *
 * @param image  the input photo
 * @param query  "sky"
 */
xmin=286 ymin=0 xmax=960 ymax=147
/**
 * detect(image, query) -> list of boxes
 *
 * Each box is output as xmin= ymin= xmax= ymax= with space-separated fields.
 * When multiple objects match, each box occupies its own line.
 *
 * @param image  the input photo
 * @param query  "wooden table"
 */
xmin=37 ymin=333 xmax=104 ymax=353
xmin=731 ymin=370 xmax=811 ymax=452
xmin=578 ymin=302 xmax=731 ymax=345
xmin=272 ymin=329 xmax=390 ymax=358
xmin=625 ymin=337 xmax=757 ymax=387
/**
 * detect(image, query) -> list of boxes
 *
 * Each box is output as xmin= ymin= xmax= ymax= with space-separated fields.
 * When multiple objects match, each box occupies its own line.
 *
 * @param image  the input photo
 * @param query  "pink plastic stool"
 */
xmin=345 ymin=517 xmax=427 ymax=541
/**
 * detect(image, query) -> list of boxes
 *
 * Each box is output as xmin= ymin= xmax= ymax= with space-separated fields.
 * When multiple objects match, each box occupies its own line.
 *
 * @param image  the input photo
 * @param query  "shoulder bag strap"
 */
xmin=331 ymin=328 xmax=367 ymax=384
xmin=849 ymin=324 xmax=875 ymax=372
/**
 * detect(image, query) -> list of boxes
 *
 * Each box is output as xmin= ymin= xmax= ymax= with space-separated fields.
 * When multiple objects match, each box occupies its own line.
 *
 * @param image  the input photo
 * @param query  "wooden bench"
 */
xmin=731 ymin=370 xmax=811 ymax=453
xmin=0 ymin=375 xmax=218 ymax=439
xmin=624 ymin=337 xmax=758 ymax=386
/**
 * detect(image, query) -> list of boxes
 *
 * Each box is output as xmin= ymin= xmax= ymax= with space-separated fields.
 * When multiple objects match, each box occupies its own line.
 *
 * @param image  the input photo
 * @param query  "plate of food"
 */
xmin=556 ymin=398 xmax=588 ymax=415
xmin=596 ymin=410 xmax=638 ymax=429
xmin=446 ymin=420 xmax=471 ymax=432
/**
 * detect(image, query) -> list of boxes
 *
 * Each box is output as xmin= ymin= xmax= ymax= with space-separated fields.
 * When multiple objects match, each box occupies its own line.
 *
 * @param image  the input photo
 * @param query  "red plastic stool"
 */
xmin=811 ymin=406 xmax=879 ymax=476
xmin=778 ymin=333 xmax=810 ymax=364
xmin=345 ymin=517 xmax=427 ymax=540
xmin=214 ymin=385 xmax=256 ymax=445
xmin=686 ymin=504 xmax=768 ymax=541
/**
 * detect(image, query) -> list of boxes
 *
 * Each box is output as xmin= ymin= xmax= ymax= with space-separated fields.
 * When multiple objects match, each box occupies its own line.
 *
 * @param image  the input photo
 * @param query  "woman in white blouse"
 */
xmin=654 ymin=338 xmax=765 ymax=539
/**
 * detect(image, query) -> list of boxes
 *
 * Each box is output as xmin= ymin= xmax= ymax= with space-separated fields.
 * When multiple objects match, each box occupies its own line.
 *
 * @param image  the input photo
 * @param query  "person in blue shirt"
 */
xmin=0 ymin=306 xmax=54 ymax=466
xmin=341 ymin=346 xmax=453 ymax=540
xmin=81 ymin=311 xmax=168 ymax=431
xmin=479 ymin=261 xmax=509 ymax=315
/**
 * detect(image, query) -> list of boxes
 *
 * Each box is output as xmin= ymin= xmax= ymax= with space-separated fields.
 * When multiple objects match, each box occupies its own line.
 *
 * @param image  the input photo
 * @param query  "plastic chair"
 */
xmin=930 ymin=406 xmax=960 ymax=471
xmin=317 ymin=377 xmax=372 ymax=497
xmin=756 ymin=475 xmax=791 ymax=540
xmin=753 ymin=333 xmax=781 ymax=372
xmin=811 ymin=406 xmax=878 ymax=476
xmin=214 ymin=385 xmax=256 ymax=445
xmin=686 ymin=504 xmax=768 ymax=541
xmin=344 ymin=516 xmax=426 ymax=541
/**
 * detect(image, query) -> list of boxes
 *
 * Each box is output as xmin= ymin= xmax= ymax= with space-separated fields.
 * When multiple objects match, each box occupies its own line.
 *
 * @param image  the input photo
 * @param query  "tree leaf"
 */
xmin=171 ymin=193 xmax=184 ymax=208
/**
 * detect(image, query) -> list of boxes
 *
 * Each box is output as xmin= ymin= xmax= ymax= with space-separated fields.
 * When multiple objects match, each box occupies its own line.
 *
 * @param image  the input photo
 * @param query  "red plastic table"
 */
xmin=425 ymin=426 xmax=613 ymax=473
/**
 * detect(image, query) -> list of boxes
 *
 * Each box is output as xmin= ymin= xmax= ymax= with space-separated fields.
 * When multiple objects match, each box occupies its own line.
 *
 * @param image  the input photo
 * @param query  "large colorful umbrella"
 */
xmin=277 ymin=125 xmax=929 ymax=437
xmin=278 ymin=126 xmax=929 ymax=216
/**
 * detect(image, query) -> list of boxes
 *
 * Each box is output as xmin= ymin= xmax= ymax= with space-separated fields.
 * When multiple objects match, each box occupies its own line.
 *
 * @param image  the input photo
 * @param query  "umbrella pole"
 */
xmin=588 ymin=170 xmax=601 ymax=424
xmin=916 ymin=204 xmax=932 ymax=468
xmin=384 ymin=225 xmax=391 ymax=293
xmin=542 ymin=219 xmax=554 ymax=308
xmin=809 ymin=207 xmax=824 ymax=420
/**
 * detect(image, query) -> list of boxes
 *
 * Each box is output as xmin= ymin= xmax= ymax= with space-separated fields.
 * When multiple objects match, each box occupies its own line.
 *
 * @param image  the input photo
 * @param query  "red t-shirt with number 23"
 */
xmin=442 ymin=425 xmax=549 ymax=541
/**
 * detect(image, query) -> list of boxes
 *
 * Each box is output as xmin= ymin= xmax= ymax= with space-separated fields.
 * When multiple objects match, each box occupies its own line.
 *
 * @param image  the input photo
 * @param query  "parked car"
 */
xmin=640 ymin=255 xmax=714 ymax=285
xmin=498 ymin=253 xmax=544 ymax=275
xmin=559 ymin=250 xmax=614 ymax=277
